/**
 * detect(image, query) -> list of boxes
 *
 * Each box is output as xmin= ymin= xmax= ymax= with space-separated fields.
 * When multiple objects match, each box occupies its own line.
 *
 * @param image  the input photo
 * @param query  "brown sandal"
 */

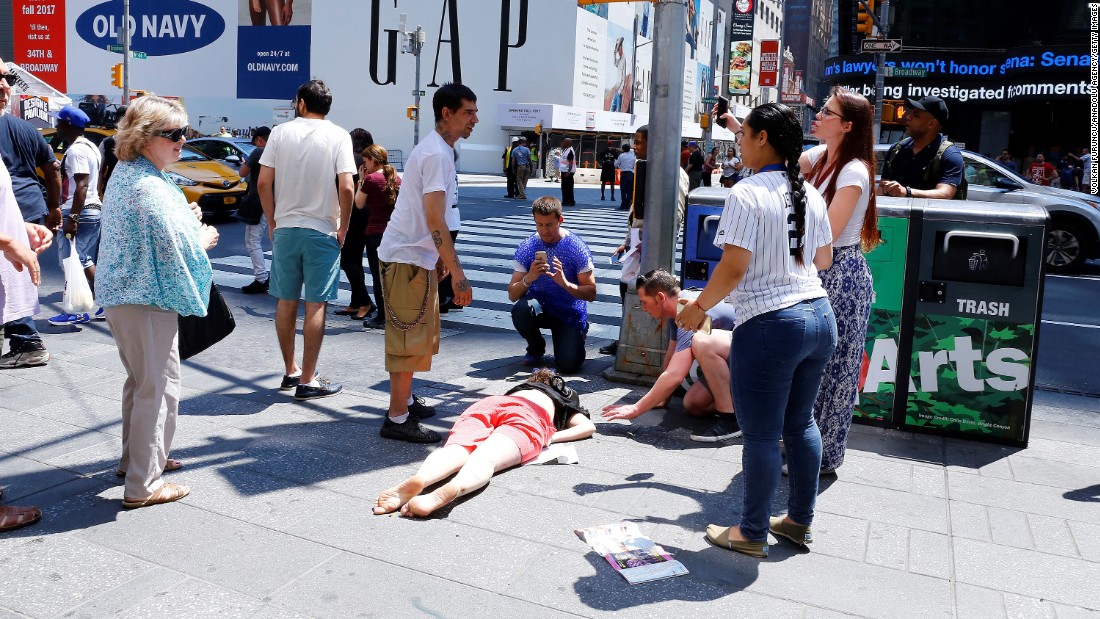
xmin=116 ymin=458 xmax=183 ymax=478
xmin=121 ymin=482 xmax=190 ymax=509
xmin=0 ymin=505 xmax=42 ymax=532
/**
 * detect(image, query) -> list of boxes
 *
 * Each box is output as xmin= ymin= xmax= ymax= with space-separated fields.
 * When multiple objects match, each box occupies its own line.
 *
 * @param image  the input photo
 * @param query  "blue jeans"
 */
xmin=730 ymin=297 xmax=837 ymax=540
xmin=4 ymin=315 xmax=42 ymax=352
xmin=511 ymin=298 xmax=586 ymax=373
xmin=57 ymin=207 xmax=102 ymax=268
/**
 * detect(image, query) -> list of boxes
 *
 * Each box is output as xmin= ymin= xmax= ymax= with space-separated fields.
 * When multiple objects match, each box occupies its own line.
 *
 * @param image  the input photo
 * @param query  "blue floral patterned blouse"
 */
xmin=97 ymin=156 xmax=213 ymax=317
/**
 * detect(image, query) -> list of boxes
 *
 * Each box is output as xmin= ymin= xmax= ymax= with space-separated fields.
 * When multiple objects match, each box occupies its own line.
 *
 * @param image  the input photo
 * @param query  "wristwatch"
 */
xmin=905 ymin=186 xmax=912 ymax=198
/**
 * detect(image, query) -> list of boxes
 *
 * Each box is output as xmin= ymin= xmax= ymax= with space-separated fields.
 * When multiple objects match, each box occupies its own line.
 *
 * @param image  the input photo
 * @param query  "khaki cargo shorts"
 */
xmin=382 ymin=261 xmax=440 ymax=373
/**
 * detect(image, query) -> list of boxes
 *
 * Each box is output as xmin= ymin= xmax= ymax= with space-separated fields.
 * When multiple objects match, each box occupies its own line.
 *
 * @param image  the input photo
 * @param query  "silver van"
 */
xmin=874 ymin=145 xmax=1100 ymax=272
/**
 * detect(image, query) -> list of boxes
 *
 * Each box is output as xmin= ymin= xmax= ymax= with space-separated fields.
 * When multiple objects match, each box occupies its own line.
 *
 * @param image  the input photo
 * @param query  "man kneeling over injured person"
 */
xmin=603 ymin=268 xmax=742 ymax=443
xmin=374 ymin=369 xmax=595 ymax=517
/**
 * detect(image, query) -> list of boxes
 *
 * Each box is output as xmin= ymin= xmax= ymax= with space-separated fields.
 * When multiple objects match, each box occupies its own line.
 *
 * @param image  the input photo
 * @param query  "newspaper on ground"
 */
xmin=532 ymin=443 xmax=579 ymax=464
xmin=575 ymin=521 xmax=689 ymax=584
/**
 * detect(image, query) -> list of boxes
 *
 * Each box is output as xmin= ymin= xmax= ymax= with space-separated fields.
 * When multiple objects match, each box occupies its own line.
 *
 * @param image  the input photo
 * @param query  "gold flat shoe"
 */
xmin=704 ymin=524 xmax=768 ymax=558
xmin=769 ymin=515 xmax=812 ymax=547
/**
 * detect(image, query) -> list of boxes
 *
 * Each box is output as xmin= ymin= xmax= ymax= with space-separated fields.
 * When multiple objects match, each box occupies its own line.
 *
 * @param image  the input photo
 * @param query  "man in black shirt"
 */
xmin=880 ymin=96 xmax=964 ymax=200
xmin=685 ymin=141 xmax=705 ymax=190
xmin=599 ymin=141 xmax=618 ymax=201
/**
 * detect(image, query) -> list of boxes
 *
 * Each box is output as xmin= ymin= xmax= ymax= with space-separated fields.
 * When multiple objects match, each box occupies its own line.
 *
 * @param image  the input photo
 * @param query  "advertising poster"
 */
xmin=573 ymin=7 xmax=606 ymax=110
xmin=19 ymin=95 xmax=51 ymax=128
xmin=12 ymin=0 xmax=67 ymax=92
xmin=904 ymin=314 xmax=1031 ymax=443
xmin=684 ymin=0 xmax=699 ymax=60
xmin=757 ymin=39 xmax=779 ymax=88
xmin=236 ymin=0 xmax=311 ymax=99
xmin=857 ymin=216 xmax=909 ymax=423
xmin=604 ymin=20 xmax=632 ymax=113
xmin=728 ymin=0 xmax=753 ymax=95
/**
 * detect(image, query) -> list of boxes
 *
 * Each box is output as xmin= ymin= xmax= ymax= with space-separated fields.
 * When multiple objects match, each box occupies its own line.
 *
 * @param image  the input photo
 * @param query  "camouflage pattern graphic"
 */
xmin=905 ymin=314 xmax=1033 ymax=442
xmin=856 ymin=308 xmax=902 ymax=422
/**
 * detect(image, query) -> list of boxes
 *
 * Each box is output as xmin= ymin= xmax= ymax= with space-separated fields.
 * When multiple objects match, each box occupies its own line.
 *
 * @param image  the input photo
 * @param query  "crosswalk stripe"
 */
xmin=206 ymin=208 xmax=675 ymax=341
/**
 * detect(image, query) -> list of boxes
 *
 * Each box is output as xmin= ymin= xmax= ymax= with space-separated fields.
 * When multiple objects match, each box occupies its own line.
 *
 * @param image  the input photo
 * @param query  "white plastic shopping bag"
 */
xmin=62 ymin=237 xmax=95 ymax=313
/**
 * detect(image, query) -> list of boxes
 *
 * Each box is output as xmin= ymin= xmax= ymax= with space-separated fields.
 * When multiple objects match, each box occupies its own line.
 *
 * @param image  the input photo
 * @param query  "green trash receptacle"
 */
xmin=856 ymin=198 xmax=1047 ymax=447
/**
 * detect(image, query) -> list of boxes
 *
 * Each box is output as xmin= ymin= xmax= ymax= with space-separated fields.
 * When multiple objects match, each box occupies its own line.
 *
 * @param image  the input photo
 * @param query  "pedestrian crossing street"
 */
xmin=209 ymin=207 xmax=683 ymax=341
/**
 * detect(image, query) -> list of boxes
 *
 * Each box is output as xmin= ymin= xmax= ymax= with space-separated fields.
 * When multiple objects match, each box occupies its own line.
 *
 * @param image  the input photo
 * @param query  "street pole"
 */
xmin=872 ymin=0 xmax=890 ymax=144
xmin=122 ymin=0 xmax=130 ymax=103
xmin=771 ymin=0 xmax=787 ymax=105
xmin=610 ymin=0 xmax=687 ymax=381
xmin=704 ymin=0 xmax=720 ymax=149
xmin=400 ymin=16 xmax=425 ymax=146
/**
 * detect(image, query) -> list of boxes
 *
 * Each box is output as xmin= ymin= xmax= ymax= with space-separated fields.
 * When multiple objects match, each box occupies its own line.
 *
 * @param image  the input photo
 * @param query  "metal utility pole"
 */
xmin=399 ymin=14 xmax=426 ymax=146
xmin=871 ymin=0 xmax=890 ymax=143
xmin=122 ymin=0 xmax=130 ymax=102
xmin=703 ymin=0 xmax=720 ymax=148
xmin=610 ymin=0 xmax=687 ymax=380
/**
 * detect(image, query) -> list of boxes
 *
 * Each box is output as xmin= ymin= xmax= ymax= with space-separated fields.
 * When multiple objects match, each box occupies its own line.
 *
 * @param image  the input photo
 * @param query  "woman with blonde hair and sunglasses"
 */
xmin=97 ymin=95 xmax=219 ymax=509
xmin=355 ymin=144 xmax=401 ymax=329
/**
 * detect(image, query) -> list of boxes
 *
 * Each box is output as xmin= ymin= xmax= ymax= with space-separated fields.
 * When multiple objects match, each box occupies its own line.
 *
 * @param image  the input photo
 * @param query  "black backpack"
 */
xmin=884 ymin=137 xmax=968 ymax=200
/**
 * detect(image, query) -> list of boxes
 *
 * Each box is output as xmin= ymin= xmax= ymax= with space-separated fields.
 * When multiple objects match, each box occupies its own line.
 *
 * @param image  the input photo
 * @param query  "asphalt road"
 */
xmin=1036 ymin=259 xmax=1100 ymax=396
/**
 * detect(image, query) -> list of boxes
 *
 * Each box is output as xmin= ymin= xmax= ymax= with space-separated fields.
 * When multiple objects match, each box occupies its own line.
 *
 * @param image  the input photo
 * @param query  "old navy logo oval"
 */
xmin=76 ymin=0 xmax=225 ymax=57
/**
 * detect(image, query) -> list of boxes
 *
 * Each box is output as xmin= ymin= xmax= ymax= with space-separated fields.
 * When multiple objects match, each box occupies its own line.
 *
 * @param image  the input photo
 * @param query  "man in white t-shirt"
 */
xmin=47 ymin=106 xmax=104 ymax=327
xmin=376 ymin=82 xmax=478 ymax=443
xmin=258 ymin=79 xmax=356 ymax=402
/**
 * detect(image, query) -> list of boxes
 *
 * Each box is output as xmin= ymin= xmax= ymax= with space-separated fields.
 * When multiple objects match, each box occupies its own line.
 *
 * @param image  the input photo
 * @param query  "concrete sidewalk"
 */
xmin=1 ymin=281 xmax=1098 ymax=618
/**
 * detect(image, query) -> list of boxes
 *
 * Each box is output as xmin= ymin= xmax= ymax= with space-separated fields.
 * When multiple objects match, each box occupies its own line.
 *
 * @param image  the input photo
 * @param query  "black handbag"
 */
xmin=178 ymin=283 xmax=236 ymax=360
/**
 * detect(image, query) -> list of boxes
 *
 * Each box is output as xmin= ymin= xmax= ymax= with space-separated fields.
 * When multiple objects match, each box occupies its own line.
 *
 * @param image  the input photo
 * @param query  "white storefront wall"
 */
xmin=54 ymin=1 xmax=730 ymax=173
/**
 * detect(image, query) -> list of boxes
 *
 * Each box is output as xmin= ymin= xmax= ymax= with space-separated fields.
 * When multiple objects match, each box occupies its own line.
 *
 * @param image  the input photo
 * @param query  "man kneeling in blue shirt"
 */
xmin=507 ymin=197 xmax=597 ymax=374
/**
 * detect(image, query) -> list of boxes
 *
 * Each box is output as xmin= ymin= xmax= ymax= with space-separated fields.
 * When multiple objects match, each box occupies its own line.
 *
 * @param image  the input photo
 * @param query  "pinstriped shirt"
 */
xmin=712 ymin=170 xmax=832 ymax=328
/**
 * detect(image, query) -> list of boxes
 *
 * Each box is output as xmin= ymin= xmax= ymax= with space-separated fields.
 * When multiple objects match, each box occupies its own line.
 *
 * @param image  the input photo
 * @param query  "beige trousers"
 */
xmin=105 ymin=304 xmax=181 ymax=500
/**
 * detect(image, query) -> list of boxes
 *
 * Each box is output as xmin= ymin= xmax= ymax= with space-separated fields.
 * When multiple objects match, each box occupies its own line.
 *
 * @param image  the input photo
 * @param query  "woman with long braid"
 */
xmin=799 ymin=87 xmax=881 ymax=475
xmin=678 ymin=103 xmax=837 ymax=558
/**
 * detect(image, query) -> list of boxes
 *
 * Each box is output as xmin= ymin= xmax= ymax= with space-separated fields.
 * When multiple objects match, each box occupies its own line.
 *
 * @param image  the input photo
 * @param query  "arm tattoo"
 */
xmin=455 ymin=279 xmax=471 ymax=292
xmin=432 ymin=231 xmax=443 ymax=248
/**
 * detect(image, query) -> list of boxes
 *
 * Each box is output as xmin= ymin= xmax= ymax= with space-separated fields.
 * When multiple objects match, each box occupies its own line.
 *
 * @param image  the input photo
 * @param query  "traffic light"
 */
xmin=534 ymin=122 xmax=542 ymax=135
xmin=856 ymin=0 xmax=876 ymax=36
xmin=699 ymin=113 xmax=711 ymax=129
xmin=881 ymin=99 xmax=906 ymax=124
xmin=406 ymin=106 xmax=418 ymax=120
xmin=110 ymin=63 xmax=123 ymax=89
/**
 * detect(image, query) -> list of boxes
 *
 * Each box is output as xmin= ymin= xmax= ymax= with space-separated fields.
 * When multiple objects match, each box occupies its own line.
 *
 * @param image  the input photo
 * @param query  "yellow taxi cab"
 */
xmin=40 ymin=128 xmax=246 ymax=216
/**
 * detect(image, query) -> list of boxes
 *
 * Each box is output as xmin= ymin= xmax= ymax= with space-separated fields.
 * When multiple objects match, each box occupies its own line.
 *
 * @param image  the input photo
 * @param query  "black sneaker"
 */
xmin=364 ymin=315 xmax=386 ymax=330
xmin=280 ymin=374 xmax=301 ymax=391
xmin=380 ymin=417 xmax=442 ymax=443
xmin=689 ymin=414 xmax=742 ymax=443
xmin=294 ymin=377 xmax=343 ymax=401
xmin=241 ymin=279 xmax=269 ymax=294
xmin=408 ymin=394 xmax=436 ymax=419
xmin=598 ymin=341 xmax=618 ymax=355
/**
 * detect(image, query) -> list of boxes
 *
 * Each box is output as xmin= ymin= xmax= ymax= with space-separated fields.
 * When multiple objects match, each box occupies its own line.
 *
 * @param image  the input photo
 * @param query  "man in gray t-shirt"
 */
xmin=603 ymin=269 xmax=741 ymax=443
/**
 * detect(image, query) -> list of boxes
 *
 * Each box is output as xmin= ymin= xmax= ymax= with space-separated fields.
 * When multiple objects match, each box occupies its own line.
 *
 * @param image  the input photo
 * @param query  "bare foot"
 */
xmin=373 ymin=477 xmax=425 ymax=515
xmin=401 ymin=484 xmax=458 ymax=518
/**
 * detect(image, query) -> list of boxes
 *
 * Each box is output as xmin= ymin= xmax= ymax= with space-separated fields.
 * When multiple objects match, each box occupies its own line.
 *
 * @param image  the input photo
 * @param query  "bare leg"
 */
xmin=266 ymin=0 xmax=284 ymax=25
xmin=274 ymin=299 xmax=300 ymax=376
xmin=249 ymin=0 xmax=266 ymax=25
xmin=388 ymin=371 xmax=413 ymax=418
xmin=373 ymin=445 xmax=470 ymax=514
xmin=682 ymin=381 xmax=717 ymax=416
xmin=403 ymin=432 xmax=522 ymax=517
xmin=299 ymin=301 xmax=327 ymax=384
xmin=692 ymin=329 xmax=734 ymax=413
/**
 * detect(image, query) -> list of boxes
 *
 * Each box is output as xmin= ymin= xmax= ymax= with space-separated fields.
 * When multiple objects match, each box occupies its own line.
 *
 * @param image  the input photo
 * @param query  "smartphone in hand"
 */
xmin=715 ymin=96 xmax=730 ymax=128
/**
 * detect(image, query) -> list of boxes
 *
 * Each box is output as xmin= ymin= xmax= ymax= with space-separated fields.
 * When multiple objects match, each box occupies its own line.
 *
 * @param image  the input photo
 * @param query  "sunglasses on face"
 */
xmin=156 ymin=127 xmax=187 ymax=142
xmin=0 ymin=73 xmax=16 ymax=85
